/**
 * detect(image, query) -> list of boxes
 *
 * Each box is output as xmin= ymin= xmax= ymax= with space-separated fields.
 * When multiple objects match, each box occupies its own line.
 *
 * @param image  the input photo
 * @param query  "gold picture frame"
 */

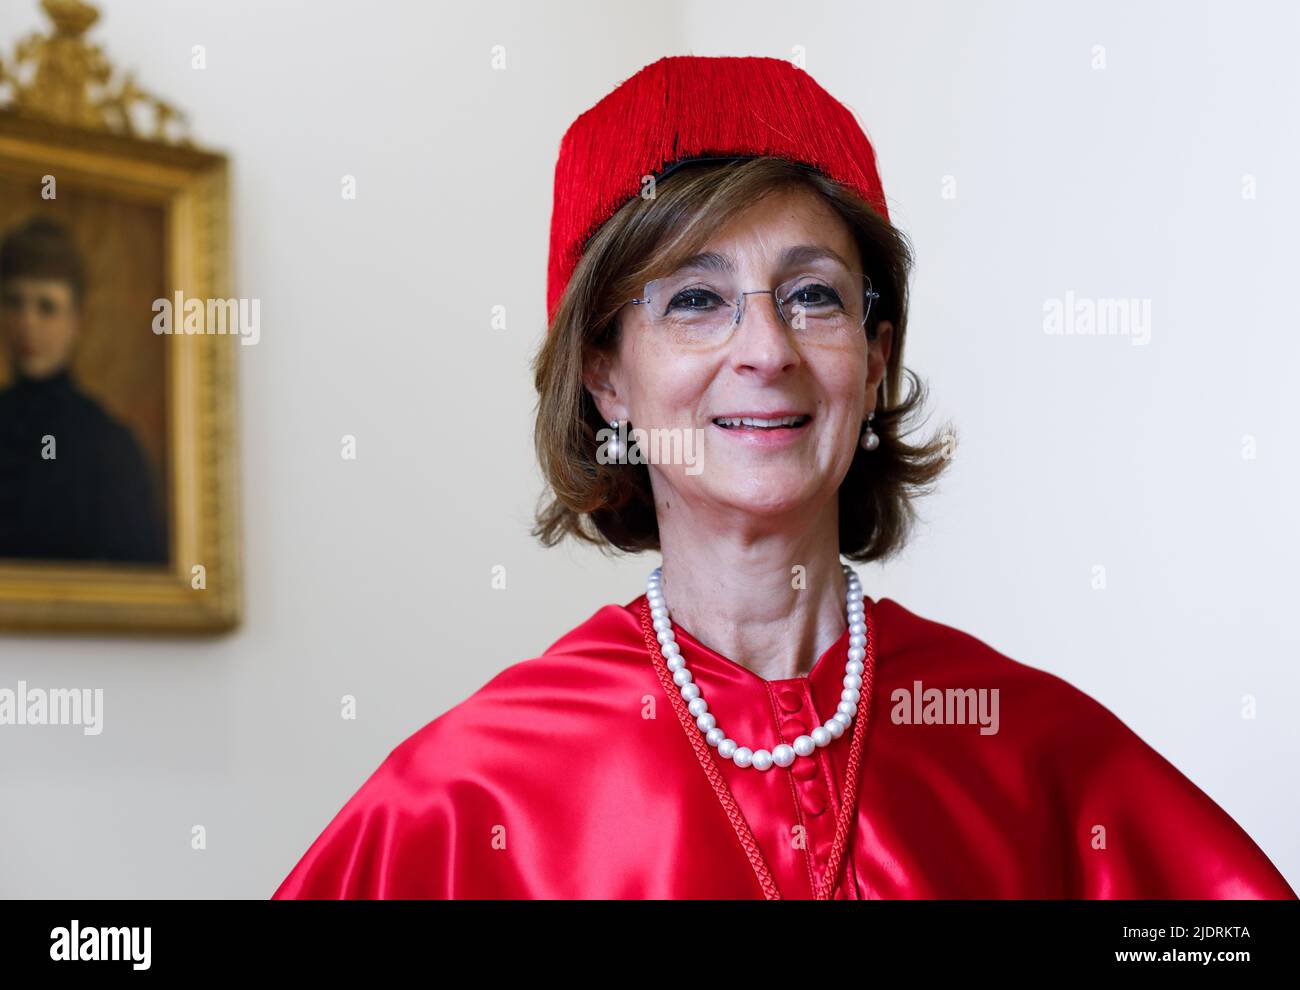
xmin=0 ymin=109 xmax=241 ymax=633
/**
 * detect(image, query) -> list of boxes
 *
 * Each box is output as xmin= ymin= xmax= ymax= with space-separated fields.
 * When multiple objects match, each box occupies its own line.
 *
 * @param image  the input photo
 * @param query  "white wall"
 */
xmin=0 ymin=0 xmax=1294 ymax=897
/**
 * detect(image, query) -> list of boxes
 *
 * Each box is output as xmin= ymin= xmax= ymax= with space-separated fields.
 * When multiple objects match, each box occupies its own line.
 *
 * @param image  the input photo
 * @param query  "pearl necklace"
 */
xmin=646 ymin=563 xmax=867 ymax=771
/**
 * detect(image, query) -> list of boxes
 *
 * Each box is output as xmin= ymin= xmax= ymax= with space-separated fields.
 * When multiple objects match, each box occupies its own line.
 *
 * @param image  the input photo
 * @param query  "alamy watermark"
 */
xmin=597 ymin=422 xmax=705 ymax=475
xmin=1043 ymin=290 xmax=1150 ymax=346
xmin=0 ymin=681 xmax=103 ymax=735
xmin=152 ymin=291 xmax=260 ymax=345
xmin=50 ymin=921 xmax=150 ymax=970
xmin=890 ymin=679 xmax=1000 ymax=735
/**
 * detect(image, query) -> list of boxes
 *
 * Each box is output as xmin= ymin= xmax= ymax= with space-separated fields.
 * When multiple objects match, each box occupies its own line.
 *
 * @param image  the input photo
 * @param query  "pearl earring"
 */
xmin=606 ymin=419 xmax=621 ymax=461
xmin=860 ymin=412 xmax=879 ymax=451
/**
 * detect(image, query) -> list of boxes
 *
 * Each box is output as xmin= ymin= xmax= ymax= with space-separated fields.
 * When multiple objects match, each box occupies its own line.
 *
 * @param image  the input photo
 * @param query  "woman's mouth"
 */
xmin=711 ymin=414 xmax=811 ymax=431
xmin=710 ymin=414 xmax=813 ymax=448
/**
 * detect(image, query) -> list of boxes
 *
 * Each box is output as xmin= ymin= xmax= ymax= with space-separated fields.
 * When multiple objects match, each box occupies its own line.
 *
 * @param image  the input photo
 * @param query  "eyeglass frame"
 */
xmin=626 ymin=269 xmax=883 ymax=341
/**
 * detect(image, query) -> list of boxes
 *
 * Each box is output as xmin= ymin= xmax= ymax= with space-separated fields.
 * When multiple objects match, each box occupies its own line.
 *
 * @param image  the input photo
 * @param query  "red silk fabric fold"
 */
xmin=273 ymin=595 xmax=1296 ymax=899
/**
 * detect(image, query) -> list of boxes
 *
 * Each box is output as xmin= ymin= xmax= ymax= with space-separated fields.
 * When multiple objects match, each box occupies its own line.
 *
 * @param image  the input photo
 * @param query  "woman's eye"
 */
xmin=667 ymin=289 xmax=723 ymax=312
xmin=788 ymin=283 xmax=842 ymax=308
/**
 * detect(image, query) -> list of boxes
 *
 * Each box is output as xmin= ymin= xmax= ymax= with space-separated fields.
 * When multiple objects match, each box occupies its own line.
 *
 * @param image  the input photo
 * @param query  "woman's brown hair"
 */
xmin=0 ymin=216 xmax=87 ymax=306
xmin=531 ymin=156 xmax=954 ymax=562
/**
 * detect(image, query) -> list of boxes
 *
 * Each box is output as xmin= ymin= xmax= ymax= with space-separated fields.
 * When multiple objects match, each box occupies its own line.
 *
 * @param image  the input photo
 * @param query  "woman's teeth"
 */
xmin=713 ymin=415 xmax=810 ymax=429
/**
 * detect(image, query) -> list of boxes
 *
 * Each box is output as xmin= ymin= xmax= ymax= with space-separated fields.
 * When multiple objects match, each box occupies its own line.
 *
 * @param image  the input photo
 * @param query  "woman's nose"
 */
xmin=728 ymin=291 xmax=800 ymax=374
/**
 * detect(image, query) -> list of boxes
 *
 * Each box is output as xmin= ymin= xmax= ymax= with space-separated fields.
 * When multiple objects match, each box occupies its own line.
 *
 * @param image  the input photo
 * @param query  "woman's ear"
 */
xmin=867 ymin=320 xmax=894 ymax=394
xmin=582 ymin=347 xmax=624 ymax=425
xmin=873 ymin=320 xmax=894 ymax=366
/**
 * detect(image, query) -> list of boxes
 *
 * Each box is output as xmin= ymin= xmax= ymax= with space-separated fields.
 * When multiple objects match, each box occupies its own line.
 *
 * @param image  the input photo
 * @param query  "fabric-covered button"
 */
xmin=781 ymin=718 xmax=806 ymax=739
xmin=802 ymin=791 xmax=826 ymax=816
xmin=777 ymin=689 xmax=802 ymax=712
xmin=792 ymin=757 xmax=818 ymax=781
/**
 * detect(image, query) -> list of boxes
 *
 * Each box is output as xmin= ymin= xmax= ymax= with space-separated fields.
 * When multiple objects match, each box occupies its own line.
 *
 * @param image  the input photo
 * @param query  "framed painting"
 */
xmin=0 ymin=14 xmax=241 ymax=631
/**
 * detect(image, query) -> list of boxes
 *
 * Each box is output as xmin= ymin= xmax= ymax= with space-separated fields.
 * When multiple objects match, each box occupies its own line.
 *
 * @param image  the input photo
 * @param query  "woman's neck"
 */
xmin=653 ymin=505 xmax=850 ymax=682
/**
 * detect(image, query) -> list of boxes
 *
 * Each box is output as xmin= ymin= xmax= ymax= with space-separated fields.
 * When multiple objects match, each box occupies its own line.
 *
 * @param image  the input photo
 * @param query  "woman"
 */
xmin=0 ymin=216 xmax=167 ymax=563
xmin=273 ymin=55 xmax=1295 ymax=899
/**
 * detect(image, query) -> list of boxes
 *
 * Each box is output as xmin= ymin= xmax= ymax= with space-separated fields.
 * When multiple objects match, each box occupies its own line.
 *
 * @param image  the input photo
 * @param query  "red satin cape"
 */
xmin=272 ymin=594 xmax=1296 ymax=899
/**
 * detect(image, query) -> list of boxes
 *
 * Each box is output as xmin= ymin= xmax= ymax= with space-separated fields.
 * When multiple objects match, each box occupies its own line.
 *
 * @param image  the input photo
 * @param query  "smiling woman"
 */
xmin=272 ymin=55 xmax=1296 ymax=901
xmin=534 ymin=153 xmax=950 ymax=561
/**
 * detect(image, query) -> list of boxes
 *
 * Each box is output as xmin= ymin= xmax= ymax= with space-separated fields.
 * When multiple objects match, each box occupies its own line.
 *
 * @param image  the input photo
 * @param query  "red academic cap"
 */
xmin=545 ymin=54 xmax=891 ymax=326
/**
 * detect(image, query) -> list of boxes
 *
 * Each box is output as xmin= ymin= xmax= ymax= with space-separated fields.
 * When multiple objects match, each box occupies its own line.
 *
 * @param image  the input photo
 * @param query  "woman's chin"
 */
xmin=698 ymin=475 xmax=822 ymax=517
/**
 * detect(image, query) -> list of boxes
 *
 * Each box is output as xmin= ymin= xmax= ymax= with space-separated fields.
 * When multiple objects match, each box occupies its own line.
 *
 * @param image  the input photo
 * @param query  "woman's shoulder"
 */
xmin=871 ymin=596 xmax=1295 ymax=897
xmin=272 ymin=599 xmax=664 ymax=897
xmin=870 ymin=595 xmax=1134 ymax=737
xmin=383 ymin=599 xmax=655 ymax=774
xmin=867 ymin=594 xmax=1238 ymax=820
xmin=867 ymin=594 xmax=1244 ymax=781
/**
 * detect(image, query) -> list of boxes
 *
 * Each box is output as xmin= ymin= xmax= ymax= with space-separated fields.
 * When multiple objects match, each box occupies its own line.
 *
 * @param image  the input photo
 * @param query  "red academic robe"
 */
xmin=272 ymin=593 xmax=1296 ymax=899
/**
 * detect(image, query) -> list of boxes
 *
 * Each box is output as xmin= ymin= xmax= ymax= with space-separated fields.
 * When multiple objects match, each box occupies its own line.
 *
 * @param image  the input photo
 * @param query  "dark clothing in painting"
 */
xmin=0 ymin=368 xmax=166 ymax=563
